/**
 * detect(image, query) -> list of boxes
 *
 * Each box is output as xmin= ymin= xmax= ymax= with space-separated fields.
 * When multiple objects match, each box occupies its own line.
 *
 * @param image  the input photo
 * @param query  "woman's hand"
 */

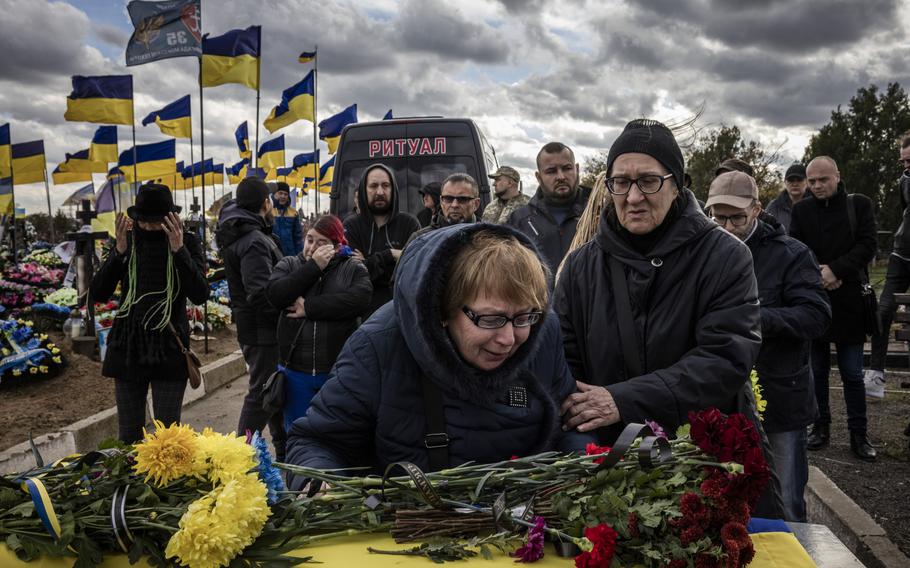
xmin=560 ymin=380 xmax=621 ymax=432
xmin=115 ymin=213 xmax=132 ymax=254
xmin=312 ymin=244 xmax=335 ymax=270
xmin=286 ymin=296 xmax=306 ymax=319
xmin=161 ymin=212 xmax=184 ymax=253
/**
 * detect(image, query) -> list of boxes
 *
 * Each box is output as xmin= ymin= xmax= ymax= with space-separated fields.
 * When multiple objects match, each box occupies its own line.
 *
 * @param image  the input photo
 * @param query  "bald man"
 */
xmin=789 ymin=156 xmax=878 ymax=462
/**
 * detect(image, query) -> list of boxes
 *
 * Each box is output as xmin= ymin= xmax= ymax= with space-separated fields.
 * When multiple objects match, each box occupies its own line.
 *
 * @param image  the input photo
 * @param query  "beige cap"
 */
xmin=488 ymin=165 xmax=520 ymax=183
xmin=705 ymin=171 xmax=758 ymax=209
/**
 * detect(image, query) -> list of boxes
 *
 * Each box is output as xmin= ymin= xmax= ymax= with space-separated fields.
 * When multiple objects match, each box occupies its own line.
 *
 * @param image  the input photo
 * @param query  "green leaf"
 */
xmin=567 ymin=504 xmax=582 ymax=521
xmin=675 ymin=424 xmax=691 ymax=438
xmin=479 ymin=544 xmax=493 ymax=560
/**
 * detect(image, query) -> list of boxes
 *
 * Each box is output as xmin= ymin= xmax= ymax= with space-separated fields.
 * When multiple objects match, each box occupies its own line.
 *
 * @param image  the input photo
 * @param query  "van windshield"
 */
xmin=339 ymin=156 xmax=477 ymax=218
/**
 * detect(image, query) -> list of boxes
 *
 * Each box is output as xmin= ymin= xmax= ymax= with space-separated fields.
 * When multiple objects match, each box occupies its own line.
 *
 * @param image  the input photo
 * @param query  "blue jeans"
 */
xmin=766 ymin=429 xmax=808 ymax=522
xmin=810 ymin=341 xmax=867 ymax=433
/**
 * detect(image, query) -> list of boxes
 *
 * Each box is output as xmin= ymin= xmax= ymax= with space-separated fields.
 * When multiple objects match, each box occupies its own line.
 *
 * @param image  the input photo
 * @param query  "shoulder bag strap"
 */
xmin=609 ymin=256 xmax=643 ymax=378
xmin=167 ymin=322 xmax=189 ymax=354
xmin=277 ymin=316 xmax=308 ymax=367
xmin=419 ymin=376 xmax=449 ymax=471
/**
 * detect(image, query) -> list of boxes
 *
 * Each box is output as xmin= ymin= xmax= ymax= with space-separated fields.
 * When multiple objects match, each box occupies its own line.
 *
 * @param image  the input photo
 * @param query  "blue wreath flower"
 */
xmin=251 ymin=431 xmax=286 ymax=504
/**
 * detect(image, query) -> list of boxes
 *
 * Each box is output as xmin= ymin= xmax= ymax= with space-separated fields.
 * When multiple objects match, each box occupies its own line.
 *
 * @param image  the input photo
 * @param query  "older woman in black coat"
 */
xmin=91 ymin=183 xmax=209 ymax=443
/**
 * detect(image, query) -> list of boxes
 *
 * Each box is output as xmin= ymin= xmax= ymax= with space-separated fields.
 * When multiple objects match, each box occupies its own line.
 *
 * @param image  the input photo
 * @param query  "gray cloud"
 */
xmin=93 ymin=22 xmax=130 ymax=47
xmin=396 ymin=0 xmax=510 ymax=64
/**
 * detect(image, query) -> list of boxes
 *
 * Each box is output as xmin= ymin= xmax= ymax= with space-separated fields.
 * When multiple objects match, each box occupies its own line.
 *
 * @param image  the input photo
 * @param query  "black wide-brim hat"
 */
xmin=127 ymin=182 xmax=181 ymax=221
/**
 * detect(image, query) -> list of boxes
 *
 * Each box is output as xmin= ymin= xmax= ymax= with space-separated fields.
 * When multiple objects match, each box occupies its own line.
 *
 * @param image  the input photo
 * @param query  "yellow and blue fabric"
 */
xmin=235 ymin=121 xmax=251 ymax=158
xmin=107 ymin=166 xmax=125 ymax=180
xmin=141 ymin=94 xmax=192 ymax=139
xmin=228 ymin=157 xmax=249 ymax=184
xmin=275 ymin=166 xmax=302 ymax=187
xmin=383 ymin=109 xmax=393 ymax=120
xmin=747 ymin=518 xmax=817 ymax=567
xmin=52 ymin=165 xmax=92 ymax=185
xmin=0 ymin=123 xmax=11 ymax=179
xmin=0 ymin=177 xmax=13 ymax=216
xmin=91 ymin=177 xmax=117 ymax=235
xmin=246 ymin=167 xmax=266 ymax=180
xmin=11 ymin=140 xmax=46 ymax=185
xmin=318 ymin=154 xmax=334 ymax=192
xmin=168 ymin=161 xmax=185 ymax=190
xmin=64 ymin=75 xmax=134 ymax=125
xmin=292 ymin=150 xmax=319 ymax=179
xmin=201 ymin=26 xmax=260 ymax=89
xmin=89 ymin=126 xmax=118 ymax=164
xmin=181 ymin=158 xmax=213 ymax=186
xmin=117 ymin=139 xmax=176 ymax=183
xmin=59 ymin=149 xmax=107 ymax=173
xmin=211 ymin=163 xmax=225 ymax=185
xmin=319 ymin=103 xmax=357 ymax=154
xmin=257 ymin=135 xmax=285 ymax=170
xmin=263 ymin=70 xmax=315 ymax=134
xmin=298 ymin=50 xmax=316 ymax=63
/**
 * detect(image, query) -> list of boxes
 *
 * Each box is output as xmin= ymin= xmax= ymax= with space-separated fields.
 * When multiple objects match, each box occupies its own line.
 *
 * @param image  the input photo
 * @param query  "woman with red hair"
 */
xmin=266 ymin=214 xmax=372 ymax=428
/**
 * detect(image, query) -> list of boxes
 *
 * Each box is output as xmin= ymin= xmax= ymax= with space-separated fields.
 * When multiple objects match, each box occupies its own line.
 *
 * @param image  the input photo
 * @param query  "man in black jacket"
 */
xmin=215 ymin=178 xmax=286 ymax=459
xmin=707 ymin=171 xmax=831 ymax=521
xmin=765 ymin=163 xmax=808 ymax=233
xmin=344 ymin=164 xmax=420 ymax=317
xmin=506 ymin=142 xmax=589 ymax=275
xmin=866 ymin=132 xmax=910 ymax=399
xmin=407 ymin=173 xmax=480 ymax=245
xmin=790 ymin=156 xmax=877 ymax=461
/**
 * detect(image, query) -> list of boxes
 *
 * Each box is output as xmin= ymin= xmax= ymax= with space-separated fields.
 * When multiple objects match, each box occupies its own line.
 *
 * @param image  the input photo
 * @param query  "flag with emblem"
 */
xmin=126 ymin=0 xmax=202 ymax=66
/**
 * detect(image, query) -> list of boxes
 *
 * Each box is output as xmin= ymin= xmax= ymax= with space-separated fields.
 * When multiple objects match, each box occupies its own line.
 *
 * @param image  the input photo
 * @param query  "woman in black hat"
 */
xmin=91 ymin=183 xmax=210 ymax=443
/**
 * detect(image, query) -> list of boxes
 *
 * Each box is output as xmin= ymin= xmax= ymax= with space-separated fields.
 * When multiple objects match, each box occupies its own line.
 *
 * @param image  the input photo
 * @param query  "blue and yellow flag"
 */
xmin=264 ymin=71 xmax=315 ymax=134
xmin=107 ymin=166 xmax=125 ymax=180
xmin=169 ymin=160 xmax=186 ymax=190
xmin=142 ymin=95 xmax=192 ymax=138
xmin=298 ymin=50 xmax=316 ymax=63
xmin=228 ymin=158 xmax=249 ymax=184
xmin=319 ymin=104 xmax=357 ymax=154
xmin=246 ymin=167 xmax=267 ymax=179
xmin=118 ymin=139 xmax=176 ymax=183
xmin=292 ymin=150 xmax=319 ymax=179
xmin=59 ymin=149 xmax=107 ymax=174
xmin=257 ymin=135 xmax=285 ymax=170
xmin=52 ymin=165 xmax=92 ymax=185
xmin=89 ymin=126 xmax=118 ymax=164
xmin=126 ymin=0 xmax=202 ymax=66
xmin=201 ymin=26 xmax=260 ymax=89
xmin=11 ymin=141 xmax=46 ymax=185
xmin=235 ymin=121 xmax=251 ymax=158
xmin=0 ymin=177 xmax=14 ymax=216
xmin=318 ymin=154 xmax=334 ymax=193
xmin=64 ymin=75 xmax=134 ymax=125
xmin=0 ymin=123 xmax=11 ymax=180
xmin=61 ymin=183 xmax=95 ymax=207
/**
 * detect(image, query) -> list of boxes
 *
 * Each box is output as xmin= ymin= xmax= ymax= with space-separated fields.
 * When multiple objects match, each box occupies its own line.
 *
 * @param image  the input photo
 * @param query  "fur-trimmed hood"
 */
xmin=394 ymin=222 xmax=551 ymax=406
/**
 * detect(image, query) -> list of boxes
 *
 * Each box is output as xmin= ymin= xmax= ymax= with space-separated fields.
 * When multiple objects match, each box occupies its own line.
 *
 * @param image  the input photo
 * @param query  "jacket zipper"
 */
xmin=312 ymin=275 xmax=323 ymax=374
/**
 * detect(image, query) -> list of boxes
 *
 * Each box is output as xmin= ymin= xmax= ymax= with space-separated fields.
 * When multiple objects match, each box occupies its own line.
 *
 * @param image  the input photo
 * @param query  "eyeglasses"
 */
xmin=441 ymin=195 xmax=476 ymax=204
xmin=712 ymin=214 xmax=750 ymax=227
xmin=605 ymin=174 xmax=674 ymax=195
xmin=462 ymin=306 xmax=542 ymax=329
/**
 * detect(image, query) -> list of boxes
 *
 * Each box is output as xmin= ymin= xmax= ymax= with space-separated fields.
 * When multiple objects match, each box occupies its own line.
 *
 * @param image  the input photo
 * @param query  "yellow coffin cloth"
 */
xmin=0 ymin=531 xmax=818 ymax=567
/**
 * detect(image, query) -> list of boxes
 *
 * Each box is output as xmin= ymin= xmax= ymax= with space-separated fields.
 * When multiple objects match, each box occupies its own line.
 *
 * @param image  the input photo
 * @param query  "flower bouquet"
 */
xmin=0 ymin=409 xmax=771 ymax=568
xmin=44 ymin=287 xmax=79 ymax=309
xmin=0 ymin=318 xmax=66 ymax=385
xmin=3 ymin=262 xmax=65 ymax=289
xmin=22 ymin=249 xmax=66 ymax=269
xmin=210 ymin=280 xmax=230 ymax=305
xmin=0 ymin=280 xmax=39 ymax=310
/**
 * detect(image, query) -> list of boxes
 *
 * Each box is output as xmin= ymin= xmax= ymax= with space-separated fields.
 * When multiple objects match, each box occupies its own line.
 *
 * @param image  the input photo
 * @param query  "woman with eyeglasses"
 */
xmin=284 ymin=223 xmax=593 ymax=486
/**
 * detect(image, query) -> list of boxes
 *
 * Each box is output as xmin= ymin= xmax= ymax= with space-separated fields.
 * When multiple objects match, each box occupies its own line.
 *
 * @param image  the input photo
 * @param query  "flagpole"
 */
xmin=7 ymin=126 xmax=17 ymax=262
xmin=189 ymin=129 xmax=196 ymax=212
xmin=197 ymin=55 xmax=209 ymax=355
xmin=130 ymin=76 xmax=139 ymax=206
xmin=312 ymin=46 xmax=319 ymax=214
xmin=42 ymin=165 xmax=56 ymax=243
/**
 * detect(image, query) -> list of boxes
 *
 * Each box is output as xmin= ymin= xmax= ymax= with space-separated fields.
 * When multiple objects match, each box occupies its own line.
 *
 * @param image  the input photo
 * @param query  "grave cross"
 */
xmin=64 ymin=199 xmax=109 ymax=337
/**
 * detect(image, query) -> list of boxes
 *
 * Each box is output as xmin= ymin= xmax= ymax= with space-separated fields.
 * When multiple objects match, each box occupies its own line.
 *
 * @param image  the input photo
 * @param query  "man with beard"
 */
xmin=407 ymin=173 xmax=480 ymax=245
xmin=482 ymin=166 xmax=529 ymax=224
xmin=507 ymin=142 xmax=589 ymax=274
xmin=345 ymin=164 xmax=420 ymax=317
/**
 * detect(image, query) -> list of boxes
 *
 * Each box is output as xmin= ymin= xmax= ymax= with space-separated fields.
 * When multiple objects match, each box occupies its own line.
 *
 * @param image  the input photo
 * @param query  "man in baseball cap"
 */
xmin=706 ymin=170 xmax=761 ymax=241
xmin=766 ymin=163 xmax=808 ymax=232
xmin=482 ymin=165 xmax=529 ymax=224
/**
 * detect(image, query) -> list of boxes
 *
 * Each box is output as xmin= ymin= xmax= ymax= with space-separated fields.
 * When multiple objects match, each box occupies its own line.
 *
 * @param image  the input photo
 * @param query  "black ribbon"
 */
xmin=110 ymin=484 xmax=134 ymax=553
xmin=594 ymin=422 xmax=674 ymax=472
xmin=381 ymin=462 xmax=448 ymax=510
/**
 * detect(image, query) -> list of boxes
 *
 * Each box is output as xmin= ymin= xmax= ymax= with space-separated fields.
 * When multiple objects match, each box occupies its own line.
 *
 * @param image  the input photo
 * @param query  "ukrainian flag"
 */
xmin=298 ymin=50 xmax=316 ymax=63
xmin=319 ymin=104 xmax=357 ymax=154
xmin=64 ymin=75 xmax=134 ymax=125
xmin=107 ymin=166 xmax=125 ymax=180
xmin=11 ymin=140 xmax=46 ymax=185
xmin=257 ymin=135 xmax=285 ymax=170
xmin=170 ymin=161 xmax=185 ymax=190
xmin=292 ymin=150 xmax=319 ymax=179
xmin=228 ymin=158 xmax=249 ymax=184
xmin=246 ymin=167 xmax=267 ymax=179
xmin=0 ymin=123 xmax=11 ymax=179
xmin=0 ymin=177 xmax=13 ymax=216
xmin=318 ymin=154 xmax=334 ymax=193
xmin=383 ymin=109 xmax=393 ymax=120
xmin=89 ymin=126 xmax=118 ymax=164
xmin=201 ymin=26 xmax=261 ymax=90
xmin=235 ymin=121 xmax=251 ymax=158
xmin=276 ymin=166 xmax=302 ymax=187
xmin=263 ymin=71 xmax=315 ymax=134
xmin=212 ymin=164 xmax=225 ymax=185
xmin=118 ymin=139 xmax=176 ymax=183
xmin=59 ymin=149 xmax=107 ymax=174
xmin=52 ymin=165 xmax=92 ymax=185
xmin=142 ymin=95 xmax=192 ymax=139
xmin=182 ymin=158 xmax=213 ymax=186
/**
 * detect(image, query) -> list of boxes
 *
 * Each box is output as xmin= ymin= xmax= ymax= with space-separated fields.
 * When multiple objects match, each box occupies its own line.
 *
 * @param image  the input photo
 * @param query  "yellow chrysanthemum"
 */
xmin=165 ymin=474 xmax=270 ymax=568
xmin=193 ymin=431 xmax=256 ymax=485
xmin=52 ymin=357 xmax=62 ymax=364
xmin=133 ymin=421 xmax=199 ymax=487
xmin=12 ymin=369 xmax=22 ymax=376
xmin=29 ymin=367 xmax=38 ymax=375
xmin=750 ymin=369 xmax=767 ymax=420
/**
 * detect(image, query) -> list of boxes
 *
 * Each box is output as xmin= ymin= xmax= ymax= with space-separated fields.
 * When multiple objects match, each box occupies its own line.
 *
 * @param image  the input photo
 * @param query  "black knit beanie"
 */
xmin=236 ymin=177 xmax=270 ymax=212
xmin=606 ymin=119 xmax=685 ymax=191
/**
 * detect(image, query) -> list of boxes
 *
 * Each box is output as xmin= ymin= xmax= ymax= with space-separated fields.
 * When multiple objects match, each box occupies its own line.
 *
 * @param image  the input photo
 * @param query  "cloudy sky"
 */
xmin=1 ymin=0 xmax=908 ymax=214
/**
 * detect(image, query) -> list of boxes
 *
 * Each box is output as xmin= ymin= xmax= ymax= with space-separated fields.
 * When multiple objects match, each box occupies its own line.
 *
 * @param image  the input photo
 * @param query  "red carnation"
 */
xmin=574 ymin=523 xmax=618 ymax=568
xmin=720 ymin=522 xmax=754 ymax=567
xmin=584 ymin=443 xmax=613 ymax=465
xmin=680 ymin=524 xmax=705 ymax=546
xmin=694 ymin=553 xmax=721 ymax=568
